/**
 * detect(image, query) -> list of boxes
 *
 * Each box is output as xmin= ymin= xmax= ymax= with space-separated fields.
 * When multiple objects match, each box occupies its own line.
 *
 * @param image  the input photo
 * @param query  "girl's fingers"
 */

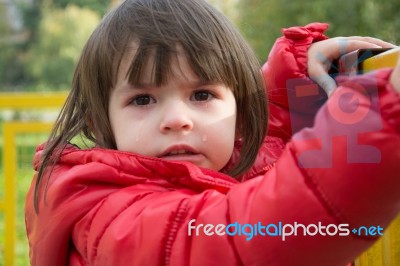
xmin=343 ymin=36 xmax=397 ymax=49
xmin=308 ymin=37 xmax=398 ymax=96
xmin=309 ymin=71 xmax=337 ymax=97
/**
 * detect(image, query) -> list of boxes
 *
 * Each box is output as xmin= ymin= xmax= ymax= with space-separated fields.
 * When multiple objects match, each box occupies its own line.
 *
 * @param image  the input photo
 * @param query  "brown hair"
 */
xmin=34 ymin=0 xmax=268 ymax=211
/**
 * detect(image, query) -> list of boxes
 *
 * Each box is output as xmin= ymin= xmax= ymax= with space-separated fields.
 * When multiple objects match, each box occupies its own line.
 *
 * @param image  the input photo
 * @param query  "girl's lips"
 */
xmin=158 ymin=144 xmax=205 ymax=164
xmin=158 ymin=144 xmax=199 ymax=157
xmin=159 ymin=153 xmax=205 ymax=163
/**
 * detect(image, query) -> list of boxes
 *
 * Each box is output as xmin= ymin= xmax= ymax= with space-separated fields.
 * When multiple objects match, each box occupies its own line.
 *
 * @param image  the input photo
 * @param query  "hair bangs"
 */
xmin=125 ymin=43 xmax=171 ymax=87
xmin=122 ymin=40 xmax=238 ymax=90
xmin=109 ymin=0 xmax=239 ymax=90
xmin=183 ymin=43 xmax=239 ymax=90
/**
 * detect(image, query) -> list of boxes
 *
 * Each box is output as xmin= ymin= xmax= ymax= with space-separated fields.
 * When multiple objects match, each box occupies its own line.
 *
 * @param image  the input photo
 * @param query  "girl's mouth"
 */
xmin=166 ymin=150 xmax=195 ymax=156
xmin=158 ymin=145 xmax=205 ymax=163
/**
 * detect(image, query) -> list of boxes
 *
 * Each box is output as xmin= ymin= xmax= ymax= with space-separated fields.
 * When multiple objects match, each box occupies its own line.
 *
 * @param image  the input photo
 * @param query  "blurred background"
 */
xmin=1 ymin=0 xmax=400 ymax=92
xmin=0 ymin=0 xmax=399 ymax=265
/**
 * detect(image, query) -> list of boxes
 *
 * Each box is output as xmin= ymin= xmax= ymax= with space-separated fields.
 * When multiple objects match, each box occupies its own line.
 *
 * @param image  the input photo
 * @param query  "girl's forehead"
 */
xmin=117 ymin=42 xmax=200 ymax=86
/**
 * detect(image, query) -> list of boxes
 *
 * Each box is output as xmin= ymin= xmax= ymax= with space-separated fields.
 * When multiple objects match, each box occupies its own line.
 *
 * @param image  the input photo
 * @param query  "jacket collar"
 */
xmin=34 ymin=144 xmax=239 ymax=194
xmin=33 ymin=135 xmax=283 ymax=193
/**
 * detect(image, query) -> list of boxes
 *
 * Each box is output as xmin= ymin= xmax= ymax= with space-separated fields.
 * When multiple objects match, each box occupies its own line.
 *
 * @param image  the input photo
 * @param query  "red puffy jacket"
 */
xmin=25 ymin=23 xmax=400 ymax=266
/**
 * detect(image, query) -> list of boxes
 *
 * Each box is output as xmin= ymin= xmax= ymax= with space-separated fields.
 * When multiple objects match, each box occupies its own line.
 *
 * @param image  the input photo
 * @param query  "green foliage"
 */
xmin=2 ymin=0 xmax=400 ymax=91
xmin=24 ymin=5 xmax=100 ymax=90
xmin=19 ymin=0 xmax=43 ymax=43
xmin=52 ymin=0 xmax=111 ymax=16
xmin=0 ymin=4 xmax=9 ymax=34
xmin=0 ymin=45 xmax=27 ymax=90
xmin=0 ymin=0 xmax=42 ymax=90
xmin=236 ymin=0 xmax=400 ymax=61
xmin=0 ymin=5 xmax=22 ymax=89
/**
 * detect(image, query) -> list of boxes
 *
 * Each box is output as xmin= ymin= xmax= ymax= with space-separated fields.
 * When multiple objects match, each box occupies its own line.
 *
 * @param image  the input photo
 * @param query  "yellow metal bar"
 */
xmin=389 ymin=216 xmax=400 ymax=266
xmin=355 ymin=216 xmax=400 ymax=266
xmin=355 ymin=47 xmax=400 ymax=266
xmin=2 ymin=122 xmax=53 ymax=266
xmin=362 ymin=47 xmax=400 ymax=72
xmin=0 ymin=92 xmax=68 ymax=109
xmin=3 ymin=123 xmax=17 ymax=266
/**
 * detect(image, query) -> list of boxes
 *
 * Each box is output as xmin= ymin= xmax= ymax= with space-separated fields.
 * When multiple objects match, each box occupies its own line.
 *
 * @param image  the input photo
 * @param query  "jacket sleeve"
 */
xmin=263 ymin=22 xmax=330 ymax=143
xmin=26 ymin=73 xmax=400 ymax=265
xmin=66 ymin=71 xmax=400 ymax=265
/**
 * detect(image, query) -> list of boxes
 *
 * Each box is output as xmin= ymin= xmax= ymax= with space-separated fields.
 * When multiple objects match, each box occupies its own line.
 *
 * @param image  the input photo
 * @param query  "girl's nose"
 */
xmin=160 ymin=103 xmax=194 ymax=133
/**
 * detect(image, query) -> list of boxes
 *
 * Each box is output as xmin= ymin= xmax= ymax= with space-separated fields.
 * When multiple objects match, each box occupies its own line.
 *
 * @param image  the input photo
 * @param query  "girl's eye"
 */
xmin=130 ymin=95 xmax=155 ymax=106
xmin=192 ymin=91 xmax=214 ymax=101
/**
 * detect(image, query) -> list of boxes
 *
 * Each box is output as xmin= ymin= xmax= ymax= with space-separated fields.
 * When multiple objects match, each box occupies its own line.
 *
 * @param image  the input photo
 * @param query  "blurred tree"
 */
xmin=20 ymin=0 xmax=43 ymax=43
xmin=0 ymin=0 xmax=112 ymax=91
xmin=24 ymin=5 xmax=100 ymax=90
xmin=0 ymin=45 xmax=26 ymax=89
xmin=0 ymin=4 xmax=9 ymax=34
xmin=0 ymin=0 xmax=34 ymax=90
xmin=52 ymin=0 xmax=110 ymax=16
xmin=236 ymin=0 xmax=400 ymax=61
xmin=207 ymin=0 xmax=238 ymax=21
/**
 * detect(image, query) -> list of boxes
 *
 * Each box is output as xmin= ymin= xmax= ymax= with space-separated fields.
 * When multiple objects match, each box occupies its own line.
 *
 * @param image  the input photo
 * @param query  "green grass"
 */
xmin=0 ymin=164 xmax=32 ymax=266
xmin=0 ymin=118 xmax=93 ymax=265
xmin=0 ymin=136 xmax=48 ymax=266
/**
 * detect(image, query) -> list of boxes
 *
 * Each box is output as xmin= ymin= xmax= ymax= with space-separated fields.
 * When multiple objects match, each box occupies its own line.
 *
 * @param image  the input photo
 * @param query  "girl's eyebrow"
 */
xmin=116 ymin=81 xmax=158 ymax=91
xmin=113 ymin=83 xmax=147 ymax=95
xmin=121 ymin=80 xmax=219 ymax=91
xmin=115 ymin=79 xmax=223 ymax=94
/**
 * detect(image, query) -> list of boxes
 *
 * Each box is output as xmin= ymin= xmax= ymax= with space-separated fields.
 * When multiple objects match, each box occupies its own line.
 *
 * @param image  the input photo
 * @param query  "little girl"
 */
xmin=25 ymin=0 xmax=400 ymax=265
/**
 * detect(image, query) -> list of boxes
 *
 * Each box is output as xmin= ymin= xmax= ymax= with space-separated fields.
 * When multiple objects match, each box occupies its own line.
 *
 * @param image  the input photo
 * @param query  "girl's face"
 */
xmin=108 ymin=45 xmax=237 ymax=171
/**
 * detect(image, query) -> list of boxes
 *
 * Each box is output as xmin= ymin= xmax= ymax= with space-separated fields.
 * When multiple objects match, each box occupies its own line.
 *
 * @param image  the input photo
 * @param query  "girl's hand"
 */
xmin=308 ymin=37 xmax=396 ymax=97
xmin=390 ymin=51 xmax=400 ymax=93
